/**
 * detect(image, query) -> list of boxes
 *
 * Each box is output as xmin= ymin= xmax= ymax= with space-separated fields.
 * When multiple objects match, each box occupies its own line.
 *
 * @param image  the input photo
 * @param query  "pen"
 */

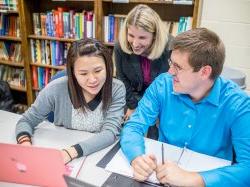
xmin=161 ymin=143 xmax=165 ymax=164
xmin=177 ymin=146 xmax=186 ymax=165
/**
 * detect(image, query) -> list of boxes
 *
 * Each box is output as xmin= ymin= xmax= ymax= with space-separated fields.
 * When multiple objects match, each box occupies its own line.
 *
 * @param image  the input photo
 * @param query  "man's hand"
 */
xmin=156 ymin=161 xmax=204 ymax=187
xmin=124 ymin=108 xmax=135 ymax=121
xmin=131 ymin=154 xmax=157 ymax=181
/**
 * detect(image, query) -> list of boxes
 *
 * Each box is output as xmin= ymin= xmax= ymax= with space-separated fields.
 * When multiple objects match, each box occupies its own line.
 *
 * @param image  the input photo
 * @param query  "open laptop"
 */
xmin=0 ymin=142 xmax=67 ymax=187
xmin=64 ymin=175 xmax=97 ymax=187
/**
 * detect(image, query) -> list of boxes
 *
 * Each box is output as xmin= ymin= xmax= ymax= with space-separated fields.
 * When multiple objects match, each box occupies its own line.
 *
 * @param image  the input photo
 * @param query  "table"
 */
xmin=0 ymin=110 xmax=114 ymax=187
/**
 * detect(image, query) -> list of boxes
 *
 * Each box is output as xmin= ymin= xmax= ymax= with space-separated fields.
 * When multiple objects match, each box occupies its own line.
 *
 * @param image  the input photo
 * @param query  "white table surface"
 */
xmin=0 ymin=110 xmax=114 ymax=187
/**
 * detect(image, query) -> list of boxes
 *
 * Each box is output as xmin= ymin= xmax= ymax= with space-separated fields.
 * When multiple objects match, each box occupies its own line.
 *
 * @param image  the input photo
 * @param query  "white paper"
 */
xmin=65 ymin=157 xmax=86 ymax=177
xmin=105 ymin=138 xmax=231 ymax=184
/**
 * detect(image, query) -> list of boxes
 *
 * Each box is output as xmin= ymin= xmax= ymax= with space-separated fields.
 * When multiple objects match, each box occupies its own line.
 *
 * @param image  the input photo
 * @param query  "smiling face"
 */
xmin=74 ymin=55 xmax=106 ymax=102
xmin=127 ymin=25 xmax=154 ymax=56
xmin=168 ymin=50 xmax=203 ymax=95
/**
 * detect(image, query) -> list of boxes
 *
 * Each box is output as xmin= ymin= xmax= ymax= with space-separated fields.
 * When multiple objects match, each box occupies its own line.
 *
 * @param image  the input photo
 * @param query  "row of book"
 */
xmin=32 ymin=7 xmax=95 ymax=39
xmin=0 ymin=64 xmax=25 ymax=88
xmin=30 ymin=39 xmax=71 ymax=66
xmin=32 ymin=66 xmax=58 ymax=90
xmin=0 ymin=0 xmax=17 ymax=11
xmin=0 ymin=13 xmax=20 ymax=36
xmin=103 ymin=15 xmax=193 ymax=44
xmin=103 ymin=14 xmax=125 ymax=43
xmin=165 ymin=16 xmax=193 ymax=36
xmin=0 ymin=41 xmax=22 ymax=62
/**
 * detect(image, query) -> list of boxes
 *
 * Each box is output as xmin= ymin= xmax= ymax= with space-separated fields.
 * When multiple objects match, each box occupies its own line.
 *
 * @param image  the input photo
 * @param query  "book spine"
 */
xmin=86 ymin=11 xmax=93 ymax=38
xmin=32 ymin=66 xmax=38 ymax=89
xmin=57 ymin=7 xmax=64 ymax=38
xmin=32 ymin=13 xmax=41 ymax=35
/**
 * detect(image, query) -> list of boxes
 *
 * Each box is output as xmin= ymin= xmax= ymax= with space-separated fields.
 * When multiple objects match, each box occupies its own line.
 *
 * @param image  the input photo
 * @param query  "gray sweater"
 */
xmin=16 ymin=77 xmax=126 ymax=156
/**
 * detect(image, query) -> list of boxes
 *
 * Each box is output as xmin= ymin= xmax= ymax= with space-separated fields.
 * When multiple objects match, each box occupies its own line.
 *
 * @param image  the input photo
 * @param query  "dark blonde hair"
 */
xmin=171 ymin=28 xmax=225 ymax=80
xmin=119 ymin=4 xmax=168 ymax=60
xmin=67 ymin=38 xmax=113 ymax=114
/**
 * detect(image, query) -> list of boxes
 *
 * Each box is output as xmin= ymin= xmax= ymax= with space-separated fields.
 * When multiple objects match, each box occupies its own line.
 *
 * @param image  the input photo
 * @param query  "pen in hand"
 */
xmin=161 ymin=143 xmax=165 ymax=164
xmin=161 ymin=144 xmax=172 ymax=187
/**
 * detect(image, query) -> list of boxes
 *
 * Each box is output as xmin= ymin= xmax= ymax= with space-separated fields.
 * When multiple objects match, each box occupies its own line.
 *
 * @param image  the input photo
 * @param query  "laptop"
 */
xmin=64 ymin=175 xmax=97 ymax=187
xmin=0 ymin=143 xmax=67 ymax=187
xmin=64 ymin=173 xmax=165 ymax=187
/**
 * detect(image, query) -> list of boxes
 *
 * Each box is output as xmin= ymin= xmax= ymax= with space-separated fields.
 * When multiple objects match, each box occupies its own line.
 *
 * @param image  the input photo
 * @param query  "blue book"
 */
xmin=108 ymin=15 xmax=115 ymax=42
xmin=46 ymin=11 xmax=52 ymax=36
xmin=50 ymin=41 xmax=56 ymax=66
xmin=178 ymin=17 xmax=186 ymax=34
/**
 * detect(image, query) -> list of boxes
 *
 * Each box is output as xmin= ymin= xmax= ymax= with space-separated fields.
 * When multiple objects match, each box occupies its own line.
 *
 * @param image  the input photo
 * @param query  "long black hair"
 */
xmin=67 ymin=38 xmax=113 ymax=115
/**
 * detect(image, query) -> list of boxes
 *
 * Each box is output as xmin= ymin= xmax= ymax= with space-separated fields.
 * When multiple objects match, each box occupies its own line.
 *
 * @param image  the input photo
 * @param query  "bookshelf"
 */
xmin=4 ymin=0 xmax=200 ymax=105
xmin=100 ymin=0 xmax=200 ymax=45
xmin=0 ymin=35 xmax=21 ymax=41
xmin=0 ymin=0 xmax=28 ymax=108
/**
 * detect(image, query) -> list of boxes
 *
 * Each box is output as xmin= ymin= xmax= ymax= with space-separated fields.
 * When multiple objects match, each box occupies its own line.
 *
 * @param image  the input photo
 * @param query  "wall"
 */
xmin=199 ymin=0 xmax=250 ymax=93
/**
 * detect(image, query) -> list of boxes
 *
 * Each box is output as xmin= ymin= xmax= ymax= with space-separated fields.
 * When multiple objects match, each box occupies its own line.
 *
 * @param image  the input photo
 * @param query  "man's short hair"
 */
xmin=171 ymin=28 xmax=225 ymax=80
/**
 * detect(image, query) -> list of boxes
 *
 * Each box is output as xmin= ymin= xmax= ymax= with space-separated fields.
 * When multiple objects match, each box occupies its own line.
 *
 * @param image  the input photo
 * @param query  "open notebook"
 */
xmin=105 ymin=138 xmax=231 ymax=184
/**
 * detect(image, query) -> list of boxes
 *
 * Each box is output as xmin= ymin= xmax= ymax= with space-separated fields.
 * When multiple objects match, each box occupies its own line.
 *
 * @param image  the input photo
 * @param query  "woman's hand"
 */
xmin=17 ymin=135 xmax=32 ymax=146
xmin=124 ymin=108 xmax=135 ymax=121
xmin=20 ymin=141 xmax=32 ymax=146
xmin=62 ymin=147 xmax=78 ymax=164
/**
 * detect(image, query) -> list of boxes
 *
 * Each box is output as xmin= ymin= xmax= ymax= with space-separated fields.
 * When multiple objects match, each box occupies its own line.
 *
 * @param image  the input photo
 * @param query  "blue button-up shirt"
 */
xmin=121 ymin=73 xmax=250 ymax=187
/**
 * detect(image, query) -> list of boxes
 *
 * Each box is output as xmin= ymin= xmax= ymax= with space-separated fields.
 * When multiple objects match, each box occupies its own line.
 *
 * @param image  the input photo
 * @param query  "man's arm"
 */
xmin=120 ymin=78 xmax=161 ymax=162
xmin=120 ymin=78 xmax=162 ymax=180
xmin=155 ymin=100 xmax=250 ymax=187
xmin=199 ymin=109 xmax=250 ymax=187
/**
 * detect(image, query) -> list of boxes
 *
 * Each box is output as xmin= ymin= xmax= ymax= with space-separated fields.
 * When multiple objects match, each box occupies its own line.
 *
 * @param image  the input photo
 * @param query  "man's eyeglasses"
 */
xmin=168 ymin=58 xmax=184 ymax=73
xmin=168 ymin=58 xmax=195 ymax=74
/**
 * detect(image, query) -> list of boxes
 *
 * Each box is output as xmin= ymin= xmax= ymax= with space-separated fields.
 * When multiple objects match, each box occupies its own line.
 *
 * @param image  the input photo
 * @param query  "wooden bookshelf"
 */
xmin=0 ymin=0 xmax=27 ymax=107
xmin=100 ymin=0 xmax=199 ymax=42
xmin=0 ymin=36 xmax=21 ymax=41
xmin=28 ymin=35 xmax=76 ymax=43
xmin=0 ymin=10 xmax=19 ymax=14
xmin=102 ymin=0 xmax=173 ymax=4
xmin=9 ymin=84 xmax=26 ymax=92
xmin=30 ymin=63 xmax=65 ymax=70
xmin=103 ymin=42 xmax=115 ymax=47
xmin=0 ymin=59 xmax=24 ymax=67
xmin=5 ymin=0 xmax=200 ymax=105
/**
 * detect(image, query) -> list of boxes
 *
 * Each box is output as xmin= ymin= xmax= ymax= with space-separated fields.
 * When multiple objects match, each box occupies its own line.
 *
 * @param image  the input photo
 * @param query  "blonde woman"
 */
xmin=114 ymin=4 xmax=172 ymax=139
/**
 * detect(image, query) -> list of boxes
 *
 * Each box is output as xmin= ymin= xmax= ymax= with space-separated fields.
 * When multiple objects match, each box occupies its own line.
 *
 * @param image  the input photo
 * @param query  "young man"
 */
xmin=120 ymin=28 xmax=250 ymax=187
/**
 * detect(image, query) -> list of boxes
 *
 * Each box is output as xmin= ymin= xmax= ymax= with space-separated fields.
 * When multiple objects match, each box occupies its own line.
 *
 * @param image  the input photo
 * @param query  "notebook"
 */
xmin=104 ymin=138 xmax=231 ymax=184
xmin=0 ymin=142 xmax=67 ymax=187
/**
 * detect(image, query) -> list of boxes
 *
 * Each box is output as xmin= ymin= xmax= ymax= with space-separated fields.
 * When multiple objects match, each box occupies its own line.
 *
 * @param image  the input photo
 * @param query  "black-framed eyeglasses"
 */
xmin=168 ymin=58 xmax=184 ymax=73
xmin=168 ymin=58 xmax=195 ymax=74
